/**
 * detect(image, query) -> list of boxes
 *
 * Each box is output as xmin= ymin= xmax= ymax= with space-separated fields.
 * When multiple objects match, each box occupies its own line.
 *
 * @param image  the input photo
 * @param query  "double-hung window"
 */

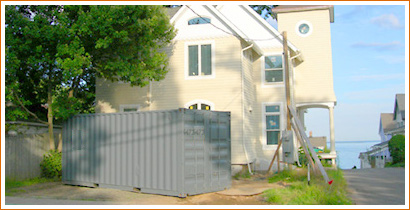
xmin=187 ymin=42 xmax=213 ymax=78
xmin=264 ymin=104 xmax=281 ymax=145
xmin=264 ymin=55 xmax=283 ymax=84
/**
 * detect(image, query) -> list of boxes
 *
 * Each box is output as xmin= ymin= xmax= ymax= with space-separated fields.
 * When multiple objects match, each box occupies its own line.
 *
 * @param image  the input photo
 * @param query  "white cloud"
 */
xmin=350 ymin=73 xmax=404 ymax=82
xmin=370 ymin=13 xmax=403 ymax=29
xmin=351 ymin=41 xmax=402 ymax=51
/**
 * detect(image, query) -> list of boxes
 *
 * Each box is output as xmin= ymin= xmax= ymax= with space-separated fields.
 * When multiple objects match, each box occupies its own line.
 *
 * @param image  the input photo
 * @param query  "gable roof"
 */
xmin=272 ymin=5 xmax=334 ymax=23
xmin=393 ymin=93 xmax=405 ymax=120
xmin=169 ymin=5 xmax=301 ymax=58
xmin=380 ymin=113 xmax=395 ymax=133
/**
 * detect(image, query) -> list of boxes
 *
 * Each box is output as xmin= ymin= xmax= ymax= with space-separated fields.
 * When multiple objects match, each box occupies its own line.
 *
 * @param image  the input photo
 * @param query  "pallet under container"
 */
xmin=62 ymin=109 xmax=231 ymax=197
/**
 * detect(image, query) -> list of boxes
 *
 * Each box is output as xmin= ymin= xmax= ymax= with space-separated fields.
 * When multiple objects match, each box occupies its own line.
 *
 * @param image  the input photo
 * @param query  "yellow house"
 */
xmin=95 ymin=5 xmax=337 ymax=172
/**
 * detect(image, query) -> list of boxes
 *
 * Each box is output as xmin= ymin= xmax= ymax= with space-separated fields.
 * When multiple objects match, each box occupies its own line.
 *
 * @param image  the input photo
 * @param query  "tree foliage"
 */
xmin=388 ymin=134 xmax=405 ymax=164
xmin=249 ymin=5 xmax=278 ymax=19
xmin=6 ymin=5 xmax=176 ymax=149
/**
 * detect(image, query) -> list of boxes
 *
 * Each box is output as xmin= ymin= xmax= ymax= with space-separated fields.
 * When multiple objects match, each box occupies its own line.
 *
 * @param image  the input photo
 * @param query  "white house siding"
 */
xmin=251 ymin=47 xmax=288 ymax=170
xmin=241 ymin=41 xmax=257 ymax=163
xmin=276 ymin=10 xmax=336 ymax=104
xmin=96 ymin=78 xmax=149 ymax=113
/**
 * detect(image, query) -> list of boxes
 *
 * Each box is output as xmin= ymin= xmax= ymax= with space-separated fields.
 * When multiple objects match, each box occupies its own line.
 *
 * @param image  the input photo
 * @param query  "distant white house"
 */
xmin=359 ymin=93 xmax=405 ymax=168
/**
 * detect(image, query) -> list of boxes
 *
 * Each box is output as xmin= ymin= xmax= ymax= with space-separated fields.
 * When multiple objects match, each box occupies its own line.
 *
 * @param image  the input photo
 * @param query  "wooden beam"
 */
xmin=267 ymin=139 xmax=282 ymax=173
xmin=283 ymin=31 xmax=291 ymax=131
xmin=288 ymin=105 xmax=331 ymax=184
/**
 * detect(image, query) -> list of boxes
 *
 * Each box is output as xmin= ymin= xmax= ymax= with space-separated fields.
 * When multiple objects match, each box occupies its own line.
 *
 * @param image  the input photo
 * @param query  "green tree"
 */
xmin=388 ymin=134 xmax=405 ymax=164
xmin=249 ymin=5 xmax=278 ymax=19
xmin=6 ymin=5 xmax=176 ymax=150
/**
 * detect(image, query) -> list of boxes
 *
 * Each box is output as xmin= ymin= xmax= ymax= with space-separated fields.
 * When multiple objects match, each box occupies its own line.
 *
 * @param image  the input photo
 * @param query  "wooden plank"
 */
xmin=266 ymin=139 xmax=282 ymax=173
xmin=288 ymin=105 xmax=330 ymax=184
xmin=290 ymin=119 xmax=318 ymax=174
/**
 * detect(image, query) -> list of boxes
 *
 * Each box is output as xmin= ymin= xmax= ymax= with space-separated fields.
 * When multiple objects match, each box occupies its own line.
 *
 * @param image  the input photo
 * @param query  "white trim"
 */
xmin=261 ymin=53 xmax=285 ymax=88
xmin=296 ymin=102 xmax=335 ymax=109
xmin=239 ymin=5 xmax=300 ymax=53
xmin=184 ymin=99 xmax=215 ymax=110
xmin=295 ymin=20 xmax=313 ymax=37
xmin=184 ymin=40 xmax=216 ymax=80
xmin=119 ymin=104 xmax=140 ymax=112
xmin=261 ymin=102 xmax=284 ymax=150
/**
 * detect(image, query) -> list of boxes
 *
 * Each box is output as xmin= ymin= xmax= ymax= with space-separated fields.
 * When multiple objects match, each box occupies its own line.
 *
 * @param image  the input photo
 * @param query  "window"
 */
xmin=295 ymin=20 xmax=313 ymax=37
xmin=188 ymin=44 xmax=212 ymax=77
xmin=185 ymin=100 xmax=214 ymax=110
xmin=119 ymin=104 xmax=140 ymax=112
xmin=188 ymin=17 xmax=211 ymax=25
xmin=264 ymin=104 xmax=281 ymax=145
xmin=264 ymin=55 xmax=283 ymax=83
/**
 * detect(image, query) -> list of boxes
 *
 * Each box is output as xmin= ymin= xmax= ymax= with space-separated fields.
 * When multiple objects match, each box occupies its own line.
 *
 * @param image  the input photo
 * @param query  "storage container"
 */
xmin=62 ymin=109 xmax=231 ymax=197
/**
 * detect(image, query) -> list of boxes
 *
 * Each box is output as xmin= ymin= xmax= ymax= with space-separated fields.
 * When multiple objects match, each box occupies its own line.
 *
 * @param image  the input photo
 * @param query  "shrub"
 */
xmin=388 ymin=135 xmax=405 ymax=164
xmin=40 ymin=150 xmax=62 ymax=179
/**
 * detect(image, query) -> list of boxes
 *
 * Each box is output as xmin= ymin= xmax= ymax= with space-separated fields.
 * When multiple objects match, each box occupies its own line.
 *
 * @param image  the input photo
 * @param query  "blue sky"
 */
xmin=299 ymin=5 xmax=407 ymax=141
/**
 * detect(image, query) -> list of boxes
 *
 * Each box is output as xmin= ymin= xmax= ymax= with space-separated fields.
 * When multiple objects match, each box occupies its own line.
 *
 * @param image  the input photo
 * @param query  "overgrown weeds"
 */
xmin=264 ymin=168 xmax=352 ymax=205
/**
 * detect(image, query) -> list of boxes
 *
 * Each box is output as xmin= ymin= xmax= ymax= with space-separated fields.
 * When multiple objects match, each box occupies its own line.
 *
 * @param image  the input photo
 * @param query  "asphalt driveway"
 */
xmin=343 ymin=168 xmax=406 ymax=205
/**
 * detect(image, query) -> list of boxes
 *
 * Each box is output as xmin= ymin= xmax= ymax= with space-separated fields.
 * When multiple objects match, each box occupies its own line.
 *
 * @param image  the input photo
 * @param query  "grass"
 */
xmin=264 ymin=168 xmax=352 ymax=205
xmin=5 ymin=177 xmax=56 ymax=196
xmin=385 ymin=162 xmax=405 ymax=168
xmin=233 ymin=170 xmax=252 ymax=180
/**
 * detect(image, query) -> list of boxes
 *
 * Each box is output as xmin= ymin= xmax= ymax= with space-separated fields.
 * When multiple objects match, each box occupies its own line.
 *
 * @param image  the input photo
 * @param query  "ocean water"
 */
xmin=328 ymin=140 xmax=380 ymax=169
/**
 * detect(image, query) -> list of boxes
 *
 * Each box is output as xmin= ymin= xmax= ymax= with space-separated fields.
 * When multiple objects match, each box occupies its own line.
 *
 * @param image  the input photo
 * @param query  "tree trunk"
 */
xmin=48 ymin=87 xmax=55 ymax=151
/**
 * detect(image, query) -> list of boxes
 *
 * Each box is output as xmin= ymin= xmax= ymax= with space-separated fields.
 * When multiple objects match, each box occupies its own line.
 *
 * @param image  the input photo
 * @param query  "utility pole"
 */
xmin=283 ymin=31 xmax=291 ymax=131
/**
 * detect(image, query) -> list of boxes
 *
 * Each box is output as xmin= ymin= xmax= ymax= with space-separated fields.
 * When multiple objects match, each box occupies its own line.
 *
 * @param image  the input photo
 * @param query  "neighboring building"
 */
xmin=95 ymin=5 xmax=337 ymax=172
xmin=360 ymin=93 xmax=406 ymax=169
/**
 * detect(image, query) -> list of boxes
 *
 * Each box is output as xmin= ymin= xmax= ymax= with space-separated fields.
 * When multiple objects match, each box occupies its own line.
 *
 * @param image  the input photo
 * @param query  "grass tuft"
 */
xmin=264 ymin=168 xmax=352 ymax=205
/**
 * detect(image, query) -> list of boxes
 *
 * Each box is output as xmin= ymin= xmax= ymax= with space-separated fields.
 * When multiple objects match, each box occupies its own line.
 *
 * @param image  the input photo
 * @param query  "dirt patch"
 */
xmin=10 ymin=176 xmax=280 ymax=205
xmin=8 ymin=174 xmax=292 ymax=205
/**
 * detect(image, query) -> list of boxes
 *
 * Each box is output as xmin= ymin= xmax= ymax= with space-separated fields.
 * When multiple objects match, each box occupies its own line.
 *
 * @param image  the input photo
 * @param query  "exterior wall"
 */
xmin=251 ymin=47 xmax=288 ymax=170
xmin=276 ymin=10 xmax=336 ymax=104
xmin=96 ymin=78 xmax=148 ymax=113
xmin=242 ymin=41 xmax=257 ymax=163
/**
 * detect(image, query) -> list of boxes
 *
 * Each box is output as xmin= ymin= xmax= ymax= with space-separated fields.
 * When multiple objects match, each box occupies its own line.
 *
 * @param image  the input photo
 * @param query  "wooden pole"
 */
xmin=267 ymin=139 xmax=282 ymax=173
xmin=283 ymin=31 xmax=291 ymax=131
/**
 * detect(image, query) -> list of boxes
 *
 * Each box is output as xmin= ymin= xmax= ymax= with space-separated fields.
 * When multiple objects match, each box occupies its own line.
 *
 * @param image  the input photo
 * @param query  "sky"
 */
xmin=289 ymin=4 xmax=407 ymax=142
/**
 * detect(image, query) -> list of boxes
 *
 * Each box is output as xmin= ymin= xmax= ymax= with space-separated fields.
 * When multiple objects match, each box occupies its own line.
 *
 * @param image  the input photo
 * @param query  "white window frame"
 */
xmin=261 ymin=102 xmax=284 ymax=150
xmin=261 ymin=53 xmax=285 ymax=88
xmin=295 ymin=20 xmax=313 ymax=37
xmin=119 ymin=104 xmax=140 ymax=112
xmin=184 ymin=99 xmax=215 ymax=110
xmin=185 ymin=40 xmax=215 ymax=80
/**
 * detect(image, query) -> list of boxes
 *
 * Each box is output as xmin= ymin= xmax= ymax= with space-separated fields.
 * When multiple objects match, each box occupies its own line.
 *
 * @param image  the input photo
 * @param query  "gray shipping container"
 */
xmin=62 ymin=109 xmax=231 ymax=197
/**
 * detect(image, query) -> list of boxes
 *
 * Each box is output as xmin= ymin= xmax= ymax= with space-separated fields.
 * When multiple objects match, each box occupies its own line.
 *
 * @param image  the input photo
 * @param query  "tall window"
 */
xmin=264 ymin=104 xmax=281 ymax=145
xmin=264 ymin=55 xmax=283 ymax=83
xmin=188 ymin=44 xmax=212 ymax=77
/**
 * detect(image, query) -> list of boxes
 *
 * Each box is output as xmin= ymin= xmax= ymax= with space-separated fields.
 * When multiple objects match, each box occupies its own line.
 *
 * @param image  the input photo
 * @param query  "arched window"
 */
xmin=188 ymin=17 xmax=211 ymax=25
xmin=185 ymin=100 xmax=214 ymax=110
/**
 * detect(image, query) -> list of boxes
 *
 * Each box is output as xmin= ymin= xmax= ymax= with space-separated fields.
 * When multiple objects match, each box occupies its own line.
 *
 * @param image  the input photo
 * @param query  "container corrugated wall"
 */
xmin=62 ymin=109 xmax=231 ymax=197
